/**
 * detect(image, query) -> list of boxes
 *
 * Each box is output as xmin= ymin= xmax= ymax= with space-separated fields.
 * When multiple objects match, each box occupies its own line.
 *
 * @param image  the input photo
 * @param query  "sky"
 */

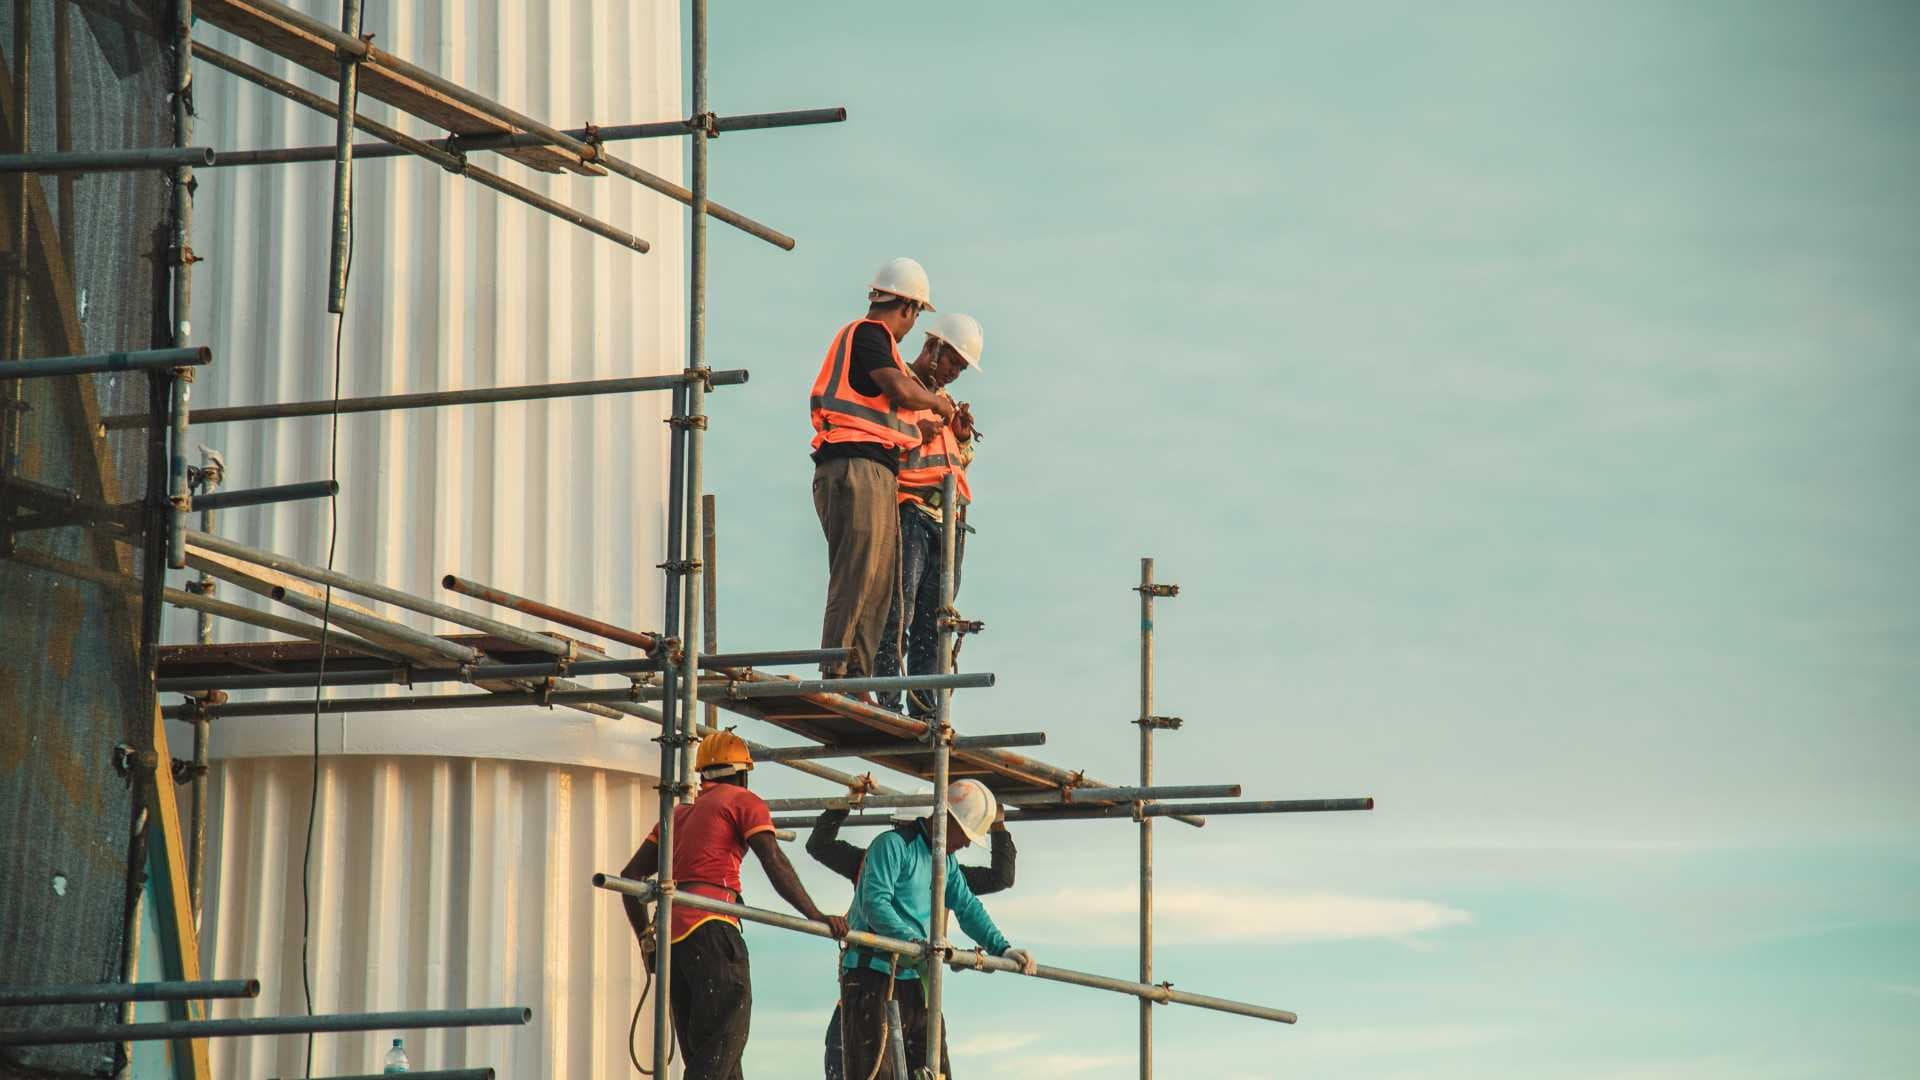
xmin=664 ymin=3 xmax=1917 ymax=1076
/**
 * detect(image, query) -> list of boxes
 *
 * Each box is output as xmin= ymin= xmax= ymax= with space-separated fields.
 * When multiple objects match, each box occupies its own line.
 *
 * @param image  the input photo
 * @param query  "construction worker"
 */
xmin=810 ymin=796 xmax=1016 ymax=1079
xmin=619 ymin=731 xmax=850 ymax=1079
xmin=873 ymin=313 xmax=983 ymax=718
xmin=837 ymin=779 xmax=1037 ymax=1080
xmin=811 ymin=258 xmax=957 ymax=687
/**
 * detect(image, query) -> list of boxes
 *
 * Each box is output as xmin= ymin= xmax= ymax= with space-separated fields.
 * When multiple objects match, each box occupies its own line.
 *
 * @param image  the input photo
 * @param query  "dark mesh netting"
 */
xmin=2 ymin=1 xmax=175 ymax=1075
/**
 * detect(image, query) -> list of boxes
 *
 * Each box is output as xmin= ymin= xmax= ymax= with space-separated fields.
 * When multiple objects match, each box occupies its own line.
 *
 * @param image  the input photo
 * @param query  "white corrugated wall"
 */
xmin=179 ymin=0 xmax=685 ymax=1074
xmin=204 ymin=756 xmax=658 ymax=1077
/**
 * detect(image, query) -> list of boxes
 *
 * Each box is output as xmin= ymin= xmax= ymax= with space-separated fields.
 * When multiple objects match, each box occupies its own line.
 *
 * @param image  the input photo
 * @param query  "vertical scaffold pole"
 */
xmin=651 ymin=380 xmax=688 ymax=1074
xmin=1135 ymin=558 xmax=1177 ymax=1079
xmin=325 ymin=0 xmax=362 ymax=314
xmin=1138 ymin=557 xmax=1155 ymax=1079
xmin=189 ymin=451 xmax=219 ymax=924
xmin=926 ymin=472 xmax=958 ymax=1077
xmin=702 ymin=493 xmax=717 ymax=737
xmin=679 ymin=0 xmax=708 ymax=805
xmin=165 ymin=0 xmax=197 ymax=569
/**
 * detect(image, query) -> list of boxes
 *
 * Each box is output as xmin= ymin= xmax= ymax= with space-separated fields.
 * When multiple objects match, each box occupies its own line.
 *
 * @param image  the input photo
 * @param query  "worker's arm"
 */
xmin=852 ymin=831 xmax=926 ymax=943
xmin=806 ymin=807 xmax=867 ymax=884
xmin=872 ymin=367 xmax=955 ymax=419
xmin=748 ymin=832 xmax=849 ymax=938
xmin=945 ymin=856 xmax=1013 ymax=956
xmin=963 ymin=816 xmax=1017 ymax=895
xmin=619 ymin=838 xmax=660 ymax=946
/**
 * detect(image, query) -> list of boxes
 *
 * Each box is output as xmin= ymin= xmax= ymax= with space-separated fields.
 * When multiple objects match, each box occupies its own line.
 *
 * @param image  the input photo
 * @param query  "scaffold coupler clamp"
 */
xmin=1137 ymin=715 xmax=1184 ymax=731
xmin=1136 ymin=582 xmax=1179 ymax=598
xmin=580 ymin=120 xmax=603 ymax=163
xmin=665 ymin=411 xmax=708 ymax=430
xmin=690 ymin=112 xmax=719 ymax=139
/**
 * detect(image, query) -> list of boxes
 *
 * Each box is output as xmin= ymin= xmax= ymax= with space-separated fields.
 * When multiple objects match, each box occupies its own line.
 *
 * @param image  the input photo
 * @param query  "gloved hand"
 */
xmin=639 ymin=932 xmax=658 ymax=975
xmin=1003 ymin=947 xmax=1037 ymax=976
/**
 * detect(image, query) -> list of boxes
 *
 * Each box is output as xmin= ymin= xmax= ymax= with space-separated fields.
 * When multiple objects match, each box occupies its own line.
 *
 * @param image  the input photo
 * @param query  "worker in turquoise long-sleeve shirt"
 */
xmin=837 ymin=779 xmax=1036 ymax=1080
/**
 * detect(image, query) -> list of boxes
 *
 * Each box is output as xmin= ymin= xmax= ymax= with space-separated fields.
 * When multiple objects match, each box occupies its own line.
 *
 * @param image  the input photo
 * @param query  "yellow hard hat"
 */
xmin=694 ymin=730 xmax=753 ymax=777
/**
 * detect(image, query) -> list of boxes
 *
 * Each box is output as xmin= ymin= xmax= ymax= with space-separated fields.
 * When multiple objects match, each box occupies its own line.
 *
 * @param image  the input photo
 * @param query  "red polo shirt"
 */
xmin=645 ymin=782 xmax=776 ymax=942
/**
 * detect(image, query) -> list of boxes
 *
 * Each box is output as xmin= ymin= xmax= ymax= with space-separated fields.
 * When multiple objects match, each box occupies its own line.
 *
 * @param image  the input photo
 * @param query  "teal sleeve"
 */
xmin=946 ymin=855 xmax=1011 ymax=956
xmin=855 ymin=832 xmax=923 ymax=943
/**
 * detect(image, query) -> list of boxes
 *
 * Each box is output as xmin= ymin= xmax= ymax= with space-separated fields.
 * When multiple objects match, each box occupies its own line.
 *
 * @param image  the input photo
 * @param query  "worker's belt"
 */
xmin=900 ymin=485 xmax=968 ymax=510
xmin=675 ymin=880 xmax=743 ymax=906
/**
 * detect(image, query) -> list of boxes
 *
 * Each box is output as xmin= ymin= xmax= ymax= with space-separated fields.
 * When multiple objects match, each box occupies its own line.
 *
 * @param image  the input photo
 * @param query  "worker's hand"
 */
xmin=822 ymin=914 xmax=851 ymax=939
xmin=932 ymin=395 xmax=957 ymax=423
xmin=639 ymin=932 xmax=658 ymax=975
xmin=990 ymin=803 xmax=1006 ymax=833
xmin=952 ymin=402 xmax=975 ymax=441
xmin=1004 ymin=947 xmax=1038 ymax=975
xmin=916 ymin=417 xmax=945 ymax=444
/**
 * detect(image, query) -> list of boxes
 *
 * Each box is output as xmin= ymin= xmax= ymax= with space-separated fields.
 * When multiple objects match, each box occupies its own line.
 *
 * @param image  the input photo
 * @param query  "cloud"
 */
xmin=986 ymin=887 xmax=1471 ymax=947
xmin=991 ymin=1053 xmax=1133 ymax=1077
xmin=952 ymin=1032 xmax=1040 ymax=1056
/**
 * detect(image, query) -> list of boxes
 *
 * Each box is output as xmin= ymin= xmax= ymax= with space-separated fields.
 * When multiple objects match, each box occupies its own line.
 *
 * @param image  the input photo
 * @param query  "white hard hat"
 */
xmin=924 ymin=312 xmax=983 ymax=371
xmin=928 ymin=778 xmax=998 ymax=844
xmin=868 ymin=257 xmax=934 ymax=311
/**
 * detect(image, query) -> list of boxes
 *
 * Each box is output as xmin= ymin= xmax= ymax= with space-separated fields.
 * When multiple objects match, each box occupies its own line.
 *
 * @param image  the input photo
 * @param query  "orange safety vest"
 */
xmin=898 ymin=394 xmax=972 ymax=510
xmin=809 ymin=318 xmax=922 ymax=453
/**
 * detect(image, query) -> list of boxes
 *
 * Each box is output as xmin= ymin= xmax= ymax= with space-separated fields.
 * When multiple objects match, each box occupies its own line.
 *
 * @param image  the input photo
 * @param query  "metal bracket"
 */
xmin=1135 ymin=583 xmax=1179 ymax=598
xmin=655 ymin=558 xmax=701 ymax=573
xmin=690 ymin=112 xmax=719 ymax=139
xmin=665 ymin=413 xmax=708 ymax=431
xmin=112 ymin=743 xmax=160 ymax=777
xmin=1136 ymin=715 xmax=1184 ymax=731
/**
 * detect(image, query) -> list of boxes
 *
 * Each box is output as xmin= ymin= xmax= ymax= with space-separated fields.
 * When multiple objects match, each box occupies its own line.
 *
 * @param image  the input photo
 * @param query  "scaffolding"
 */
xmin=0 ymin=2 xmax=1376 ymax=1077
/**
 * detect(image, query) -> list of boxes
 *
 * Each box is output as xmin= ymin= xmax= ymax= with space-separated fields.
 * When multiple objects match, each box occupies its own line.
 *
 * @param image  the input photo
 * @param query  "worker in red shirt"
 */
xmin=621 ymin=731 xmax=850 ymax=1079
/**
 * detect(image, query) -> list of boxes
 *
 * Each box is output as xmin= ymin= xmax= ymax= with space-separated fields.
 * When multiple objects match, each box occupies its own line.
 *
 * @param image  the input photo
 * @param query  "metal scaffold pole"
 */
xmin=680 ymin=0 xmax=710 ymax=807
xmin=1137 ymin=557 xmax=1178 ymax=1080
xmin=926 ymin=471 xmax=959 ymax=1076
xmin=165 ymin=0 xmax=197 ymax=570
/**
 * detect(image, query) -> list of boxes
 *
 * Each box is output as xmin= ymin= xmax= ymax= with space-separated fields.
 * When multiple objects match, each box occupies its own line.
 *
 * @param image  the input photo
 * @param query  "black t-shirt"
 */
xmin=813 ymin=322 xmax=907 ymax=473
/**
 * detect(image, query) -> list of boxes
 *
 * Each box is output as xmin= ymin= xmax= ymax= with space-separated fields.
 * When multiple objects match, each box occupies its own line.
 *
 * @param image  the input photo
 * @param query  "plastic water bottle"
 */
xmin=383 ymin=1037 xmax=410 ymax=1073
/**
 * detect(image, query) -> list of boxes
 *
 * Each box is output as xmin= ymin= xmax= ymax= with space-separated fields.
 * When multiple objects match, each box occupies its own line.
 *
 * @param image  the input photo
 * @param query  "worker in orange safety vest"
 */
xmin=809 ymin=258 xmax=956 ymax=687
xmin=874 ymin=312 xmax=983 ymax=718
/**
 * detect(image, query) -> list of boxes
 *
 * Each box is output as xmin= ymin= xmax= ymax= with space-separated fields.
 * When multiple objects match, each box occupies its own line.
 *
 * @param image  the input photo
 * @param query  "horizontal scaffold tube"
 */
xmin=769 ymin=797 xmax=1376 ymax=829
xmin=192 ymin=480 xmax=337 ymax=512
xmin=760 ymin=783 xmax=1242 ymax=813
xmin=0 ymin=979 xmax=260 ymax=1008
xmin=591 ymin=876 xmax=1297 ymax=1025
xmin=0 ymin=346 xmax=209 ymax=381
xmin=272 ymin=1071 xmax=493 ymax=1080
xmin=723 ymin=672 xmax=994 ymax=698
xmin=0 ymin=1006 xmax=532 ymax=1047
xmin=161 ymin=671 xmax=994 ymax=720
xmin=751 ymin=732 xmax=1046 ymax=762
xmin=269 ymin=588 xmax=480 ymax=665
xmin=105 ymin=369 xmax=750 ymax=430
xmin=0 ymin=147 xmax=216 ymax=173
xmin=189 ymin=530 xmax=568 ymax=658
xmin=154 ymin=647 xmax=846 ymax=693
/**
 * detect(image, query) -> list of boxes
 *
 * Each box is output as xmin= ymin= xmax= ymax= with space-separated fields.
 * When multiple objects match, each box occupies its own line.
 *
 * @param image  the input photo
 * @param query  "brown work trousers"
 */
xmin=813 ymin=455 xmax=900 ymax=678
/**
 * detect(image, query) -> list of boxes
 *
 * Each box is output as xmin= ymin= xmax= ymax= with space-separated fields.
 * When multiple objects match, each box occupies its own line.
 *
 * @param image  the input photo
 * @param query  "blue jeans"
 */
xmin=875 ymin=506 xmax=964 ymax=717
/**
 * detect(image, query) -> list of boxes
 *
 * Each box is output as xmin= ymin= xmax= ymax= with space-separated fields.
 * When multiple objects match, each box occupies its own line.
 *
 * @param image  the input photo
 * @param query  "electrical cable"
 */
xmin=626 ymin=927 xmax=675 ymax=1074
xmin=301 ymin=182 xmax=354 ymax=1080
